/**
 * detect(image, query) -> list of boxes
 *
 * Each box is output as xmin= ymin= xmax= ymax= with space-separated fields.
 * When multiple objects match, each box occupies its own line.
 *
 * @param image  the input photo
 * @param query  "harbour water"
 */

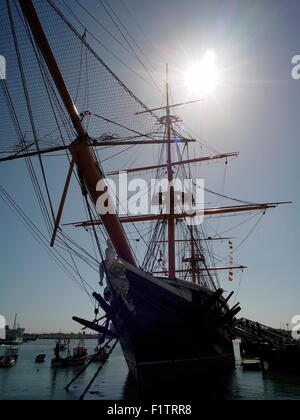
xmin=0 ymin=340 xmax=299 ymax=400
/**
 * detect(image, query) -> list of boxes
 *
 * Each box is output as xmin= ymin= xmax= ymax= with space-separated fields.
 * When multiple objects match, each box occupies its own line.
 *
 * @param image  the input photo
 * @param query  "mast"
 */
xmin=190 ymin=227 xmax=197 ymax=284
xmin=19 ymin=0 xmax=136 ymax=267
xmin=166 ymin=65 xmax=176 ymax=278
xmin=13 ymin=313 xmax=17 ymax=331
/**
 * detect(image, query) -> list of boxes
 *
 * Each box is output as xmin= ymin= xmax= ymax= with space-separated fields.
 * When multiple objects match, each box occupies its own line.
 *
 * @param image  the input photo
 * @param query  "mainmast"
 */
xmin=19 ymin=0 xmax=137 ymax=267
xmin=13 ymin=313 xmax=17 ymax=331
xmin=166 ymin=65 xmax=176 ymax=278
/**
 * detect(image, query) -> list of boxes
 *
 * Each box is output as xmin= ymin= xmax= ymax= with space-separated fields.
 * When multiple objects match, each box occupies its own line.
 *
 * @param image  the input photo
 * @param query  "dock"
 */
xmin=241 ymin=360 xmax=262 ymax=371
xmin=234 ymin=318 xmax=300 ymax=372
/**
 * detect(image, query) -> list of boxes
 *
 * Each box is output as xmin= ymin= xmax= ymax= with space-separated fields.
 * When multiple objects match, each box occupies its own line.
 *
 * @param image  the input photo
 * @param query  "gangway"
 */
xmin=233 ymin=318 xmax=297 ymax=349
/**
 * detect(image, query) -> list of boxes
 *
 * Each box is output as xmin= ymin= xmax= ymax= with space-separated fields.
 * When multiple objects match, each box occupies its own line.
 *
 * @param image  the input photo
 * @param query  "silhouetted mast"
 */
xmin=19 ymin=0 xmax=137 ymax=266
xmin=166 ymin=65 xmax=176 ymax=278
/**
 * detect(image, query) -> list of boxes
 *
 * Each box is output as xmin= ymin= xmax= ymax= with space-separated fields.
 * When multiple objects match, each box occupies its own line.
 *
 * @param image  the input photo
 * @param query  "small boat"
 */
xmin=51 ymin=340 xmax=67 ymax=367
xmin=0 ymin=356 xmax=15 ymax=368
xmin=51 ymin=338 xmax=88 ymax=368
xmin=0 ymin=346 xmax=17 ymax=368
xmin=51 ymin=339 xmax=68 ymax=367
xmin=89 ymin=343 xmax=110 ymax=363
xmin=35 ymin=354 xmax=46 ymax=363
xmin=67 ymin=339 xmax=88 ymax=366
xmin=7 ymin=346 xmax=19 ymax=360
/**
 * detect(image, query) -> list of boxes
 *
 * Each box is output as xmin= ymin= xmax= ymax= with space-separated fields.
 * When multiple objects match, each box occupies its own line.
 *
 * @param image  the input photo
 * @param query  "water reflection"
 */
xmin=262 ymin=370 xmax=300 ymax=400
xmin=122 ymin=373 xmax=139 ymax=400
xmin=122 ymin=370 xmax=236 ymax=401
xmin=0 ymin=340 xmax=300 ymax=400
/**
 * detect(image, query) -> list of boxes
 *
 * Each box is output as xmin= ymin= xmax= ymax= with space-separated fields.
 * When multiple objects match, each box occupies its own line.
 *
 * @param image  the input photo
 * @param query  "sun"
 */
xmin=185 ymin=50 xmax=220 ymax=97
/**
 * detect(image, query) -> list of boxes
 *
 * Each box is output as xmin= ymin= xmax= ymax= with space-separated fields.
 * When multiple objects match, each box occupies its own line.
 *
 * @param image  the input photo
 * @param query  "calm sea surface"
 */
xmin=0 ymin=340 xmax=300 ymax=400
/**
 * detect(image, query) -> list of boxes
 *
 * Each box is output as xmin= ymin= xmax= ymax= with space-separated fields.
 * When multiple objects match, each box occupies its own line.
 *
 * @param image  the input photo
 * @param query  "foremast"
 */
xmin=19 ymin=0 xmax=137 ymax=266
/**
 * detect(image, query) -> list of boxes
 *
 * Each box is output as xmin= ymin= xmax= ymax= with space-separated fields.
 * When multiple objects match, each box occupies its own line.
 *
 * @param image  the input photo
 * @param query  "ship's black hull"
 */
xmin=107 ymin=260 xmax=236 ymax=393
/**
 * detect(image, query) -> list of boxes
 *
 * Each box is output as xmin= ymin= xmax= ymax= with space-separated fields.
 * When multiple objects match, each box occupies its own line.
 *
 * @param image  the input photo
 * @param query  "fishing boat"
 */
xmin=54 ymin=339 xmax=69 ymax=352
xmin=0 ymin=0 xmax=290 ymax=393
xmin=89 ymin=343 xmax=110 ymax=363
xmin=51 ymin=340 xmax=66 ymax=367
xmin=8 ymin=346 xmax=19 ymax=360
xmin=68 ymin=338 xmax=88 ymax=366
xmin=51 ymin=338 xmax=88 ymax=368
xmin=0 ymin=356 xmax=15 ymax=368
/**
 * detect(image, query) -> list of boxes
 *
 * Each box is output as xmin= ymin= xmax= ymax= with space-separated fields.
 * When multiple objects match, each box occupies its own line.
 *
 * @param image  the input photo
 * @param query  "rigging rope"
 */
xmin=99 ymin=0 xmax=161 ymax=93
xmin=79 ymin=338 xmax=119 ymax=400
xmin=0 ymin=184 xmax=97 ymax=299
xmin=46 ymin=0 xmax=160 ymax=120
xmin=0 ymin=79 xmax=53 ymax=237
xmin=9 ymin=0 xmax=56 ymax=228
xmin=73 ymin=0 xmax=143 ymax=63
xmin=79 ymin=176 xmax=106 ymax=269
xmin=60 ymin=0 xmax=157 ymax=88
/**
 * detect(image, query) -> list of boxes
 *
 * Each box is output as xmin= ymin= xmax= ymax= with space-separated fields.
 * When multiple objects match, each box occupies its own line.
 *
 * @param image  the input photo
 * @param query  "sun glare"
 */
xmin=185 ymin=50 xmax=220 ymax=97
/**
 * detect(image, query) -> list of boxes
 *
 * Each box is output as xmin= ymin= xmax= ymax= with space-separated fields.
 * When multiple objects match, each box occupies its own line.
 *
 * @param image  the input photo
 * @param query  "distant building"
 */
xmin=0 ymin=325 xmax=25 ymax=345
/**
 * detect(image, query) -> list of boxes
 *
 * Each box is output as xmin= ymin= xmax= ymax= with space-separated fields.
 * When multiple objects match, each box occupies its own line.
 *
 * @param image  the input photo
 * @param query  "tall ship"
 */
xmin=0 ymin=0 xmax=289 ymax=393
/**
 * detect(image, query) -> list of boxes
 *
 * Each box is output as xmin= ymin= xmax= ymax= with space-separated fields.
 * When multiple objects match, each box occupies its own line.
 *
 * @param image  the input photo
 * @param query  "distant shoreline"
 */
xmin=24 ymin=334 xmax=100 ymax=340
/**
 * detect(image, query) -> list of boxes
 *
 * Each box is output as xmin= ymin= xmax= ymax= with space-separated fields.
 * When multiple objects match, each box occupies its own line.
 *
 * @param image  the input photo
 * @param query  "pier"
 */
xmin=234 ymin=318 xmax=296 ymax=351
xmin=234 ymin=318 xmax=300 ymax=372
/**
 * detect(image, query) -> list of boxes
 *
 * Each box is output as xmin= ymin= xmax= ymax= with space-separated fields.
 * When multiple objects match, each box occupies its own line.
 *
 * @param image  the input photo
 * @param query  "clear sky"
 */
xmin=0 ymin=0 xmax=299 ymax=333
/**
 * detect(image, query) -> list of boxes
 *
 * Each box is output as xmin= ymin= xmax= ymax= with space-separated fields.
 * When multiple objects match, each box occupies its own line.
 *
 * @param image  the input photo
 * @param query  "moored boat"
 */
xmin=0 ymin=346 xmax=17 ymax=368
xmin=67 ymin=339 xmax=88 ymax=366
xmin=51 ymin=338 xmax=88 ymax=368
xmin=35 ymin=354 xmax=46 ymax=363
xmin=0 ymin=356 xmax=15 ymax=368
xmin=89 ymin=343 xmax=111 ymax=363
xmin=54 ymin=339 xmax=69 ymax=352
